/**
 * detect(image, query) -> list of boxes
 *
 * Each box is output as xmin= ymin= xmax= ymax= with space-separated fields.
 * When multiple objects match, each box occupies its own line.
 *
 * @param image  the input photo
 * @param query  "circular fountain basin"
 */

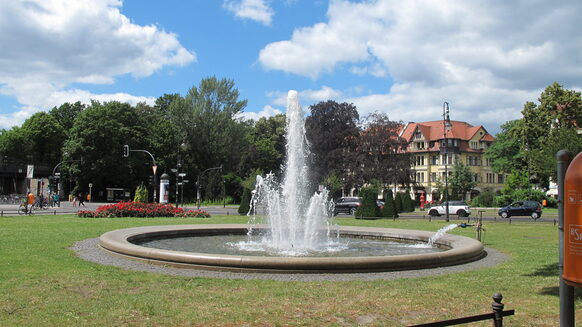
xmin=99 ymin=224 xmax=484 ymax=273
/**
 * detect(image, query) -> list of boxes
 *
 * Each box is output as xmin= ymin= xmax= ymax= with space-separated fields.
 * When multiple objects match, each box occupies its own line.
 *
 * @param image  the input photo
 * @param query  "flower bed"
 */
xmin=77 ymin=202 xmax=211 ymax=218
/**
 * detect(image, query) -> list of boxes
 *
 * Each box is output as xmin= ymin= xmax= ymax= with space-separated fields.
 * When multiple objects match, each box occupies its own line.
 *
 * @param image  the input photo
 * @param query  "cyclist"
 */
xmin=26 ymin=192 xmax=35 ymax=215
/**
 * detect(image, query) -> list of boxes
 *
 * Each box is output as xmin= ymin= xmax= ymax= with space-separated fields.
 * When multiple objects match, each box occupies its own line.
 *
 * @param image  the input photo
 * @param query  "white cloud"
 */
xmin=258 ymin=0 xmax=582 ymax=132
xmin=237 ymin=105 xmax=283 ymax=121
xmin=223 ymin=0 xmax=274 ymax=26
xmin=0 ymin=0 xmax=195 ymax=128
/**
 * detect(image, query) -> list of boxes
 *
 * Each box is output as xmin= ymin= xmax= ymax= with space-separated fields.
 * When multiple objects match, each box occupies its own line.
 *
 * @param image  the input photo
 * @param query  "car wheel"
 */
xmin=501 ymin=212 xmax=509 ymax=219
xmin=531 ymin=212 xmax=540 ymax=220
xmin=350 ymin=207 xmax=357 ymax=215
xmin=456 ymin=209 xmax=466 ymax=217
xmin=429 ymin=209 xmax=439 ymax=217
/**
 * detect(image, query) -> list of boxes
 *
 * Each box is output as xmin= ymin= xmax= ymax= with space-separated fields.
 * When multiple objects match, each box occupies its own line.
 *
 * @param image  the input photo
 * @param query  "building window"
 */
xmin=414 ymin=155 xmax=425 ymax=166
xmin=416 ymin=172 xmax=425 ymax=183
xmin=470 ymin=141 xmax=479 ymax=149
xmin=414 ymin=130 xmax=423 ymax=139
xmin=431 ymin=172 xmax=437 ymax=182
xmin=498 ymin=174 xmax=504 ymax=184
xmin=416 ymin=142 xmax=425 ymax=150
xmin=431 ymin=155 xmax=438 ymax=165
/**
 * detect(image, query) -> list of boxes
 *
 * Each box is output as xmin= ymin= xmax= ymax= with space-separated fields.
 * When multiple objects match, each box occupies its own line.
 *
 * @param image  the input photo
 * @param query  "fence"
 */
xmin=408 ymin=293 xmax=514 ymax=327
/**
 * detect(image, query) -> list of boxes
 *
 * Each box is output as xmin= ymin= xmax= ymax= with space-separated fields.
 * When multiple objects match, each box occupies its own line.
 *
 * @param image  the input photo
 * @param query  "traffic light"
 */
xmin=123 ymin=144 xmax=129 ymax=157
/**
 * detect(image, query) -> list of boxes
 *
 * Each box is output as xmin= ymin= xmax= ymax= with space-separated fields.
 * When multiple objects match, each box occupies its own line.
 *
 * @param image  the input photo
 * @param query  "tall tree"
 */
xmin=520 ymin=82 xmax=582 ymax=186
xmin=485 ymin=119 xmax=525 ymax=174
xmin=49 ymin=102 xmax=85 ymax=135
xmin=62 ymin=101 xmax=150 ymax=198
xmin=305 ymin=101 xmax=359 ymax=186
xmin=346 ymin=112 xmax=411 ymax=189
xmin=20 ymin=112 xmax=66 ymax=166
xmin=240 ymin=114 xmax=286 ymax=176
xmin=169 ymin=77 xmax=249 ymax=200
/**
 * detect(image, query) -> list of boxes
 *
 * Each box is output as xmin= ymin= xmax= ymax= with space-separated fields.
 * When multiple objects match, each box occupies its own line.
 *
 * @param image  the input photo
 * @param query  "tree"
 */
xmin=449 ymin=161 xmax=477 ymax=201
xmin=62 ymin=101 xmax=151 ymax=199
xmin=49 ymin=102 xmax=85 ymax=136
xmin=169 ymin=77 xmax=249 ymax=200
xmin=402 ymin=190 xmax=414 ymax=212
xmin=485 ymin=120 xmax=525 ymax=174
xmin=0 ymin=127 xmax=31 ymax=164
xmin=240 ymin=114 xmax=286 ymax=176
xmin=346 ymin=112 xmax=411 ymax=189
xmin=519 ymin=82 xmax=582 ymax=186
xmin=305 ymin=101 xmax=359 ymax=185
xmin=20 ymin=112 xmax=66 ymax=166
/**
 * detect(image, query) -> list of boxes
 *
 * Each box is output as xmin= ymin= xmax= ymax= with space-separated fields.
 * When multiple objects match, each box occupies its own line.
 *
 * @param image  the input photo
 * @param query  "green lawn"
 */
xmin=0 ymin=214 xmax=580 ymax=326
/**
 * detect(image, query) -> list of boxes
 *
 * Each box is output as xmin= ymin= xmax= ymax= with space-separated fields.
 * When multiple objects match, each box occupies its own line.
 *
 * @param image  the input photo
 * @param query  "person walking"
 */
xmin=78 ymin=192 xmax=86 ymax=207
xmin=72 ymin=193 xmax=78 ymax=207
xmin=26 ymin=192 xmax=35 ymax=215
xmin=53 ymin=193 xmax=60 ymax=207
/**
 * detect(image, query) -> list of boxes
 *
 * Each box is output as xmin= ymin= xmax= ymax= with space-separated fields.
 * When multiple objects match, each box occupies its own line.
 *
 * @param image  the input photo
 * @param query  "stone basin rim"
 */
xmin=98 ymin=224 xmax=485 ymax=273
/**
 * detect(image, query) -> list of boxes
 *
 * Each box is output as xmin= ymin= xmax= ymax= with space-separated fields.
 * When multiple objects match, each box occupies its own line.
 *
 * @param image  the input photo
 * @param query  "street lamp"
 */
xmin=197 ymin=165 xmax=223 ymax=209
xmin=171 ymin=142 xmax=188 ymax=208
xmin=443 ymin=101 xmax=452 ymax=222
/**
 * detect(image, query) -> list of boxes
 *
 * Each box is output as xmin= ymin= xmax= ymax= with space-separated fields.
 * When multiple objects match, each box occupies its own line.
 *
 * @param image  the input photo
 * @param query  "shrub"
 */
xmin=356 ymin=187 xmax=380 ymax=218
xmin=402 ymin=190 xmax=414 ymax=212
xmin=238 ymin=188 xmax=251 ymax=215
xmin=471 ymin=190 xmax=495 ymax=207
xmin=382 ymin=189 xmax=397 ymax=218
xmin=394 ymin=192 xmax=403 ymax=213
xmin=76 ymin=202 xmax=211 ymax=218
xmin=134 ymin=184 xmax=149 ymax=203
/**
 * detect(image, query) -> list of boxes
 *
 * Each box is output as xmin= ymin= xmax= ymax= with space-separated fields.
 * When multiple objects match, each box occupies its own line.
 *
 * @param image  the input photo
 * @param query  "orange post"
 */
xmin=563 ymin=152 xmax=582 ymax=287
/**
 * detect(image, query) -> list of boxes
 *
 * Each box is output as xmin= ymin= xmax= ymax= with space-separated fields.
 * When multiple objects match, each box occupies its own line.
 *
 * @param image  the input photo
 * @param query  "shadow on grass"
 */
xmin=524 ymin=262 xmax=558 ymax=277
xmin=539 ymin=286 xmax=582 ymax=299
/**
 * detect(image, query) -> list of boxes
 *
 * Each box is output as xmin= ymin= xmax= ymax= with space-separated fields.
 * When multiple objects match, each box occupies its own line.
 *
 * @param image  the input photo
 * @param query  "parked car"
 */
xmin=428 ymin=201 xmax=471 ymax=217
xmin=498 ymin=201 xmax=542 ymax=220
xmin=333 ymin=197 xmax=384 ymax=215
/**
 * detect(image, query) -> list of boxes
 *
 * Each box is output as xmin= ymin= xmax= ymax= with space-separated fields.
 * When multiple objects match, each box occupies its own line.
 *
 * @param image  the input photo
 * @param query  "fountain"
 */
xmin=98 ymin=91 xmax=484 ymax=273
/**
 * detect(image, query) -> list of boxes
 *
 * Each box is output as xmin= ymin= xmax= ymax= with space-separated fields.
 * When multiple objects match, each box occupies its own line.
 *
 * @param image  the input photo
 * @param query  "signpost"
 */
xmin=88 ymin=183 xmax=93 ymax=202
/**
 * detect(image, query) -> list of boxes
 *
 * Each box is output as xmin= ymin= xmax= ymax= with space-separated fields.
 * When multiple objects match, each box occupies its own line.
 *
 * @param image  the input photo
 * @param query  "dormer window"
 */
xmin=414 ymin=130 xmax=423 ymax=139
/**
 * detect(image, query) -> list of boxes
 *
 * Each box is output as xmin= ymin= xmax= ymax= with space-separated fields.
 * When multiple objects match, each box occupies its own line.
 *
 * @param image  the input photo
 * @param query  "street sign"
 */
xmin=179 ymin=173 xmax=186 ymax=177
xmin=152 ymin=165 xmax=158 ymax=175
xmin=89 ymin=183 xmax=93 ymax=188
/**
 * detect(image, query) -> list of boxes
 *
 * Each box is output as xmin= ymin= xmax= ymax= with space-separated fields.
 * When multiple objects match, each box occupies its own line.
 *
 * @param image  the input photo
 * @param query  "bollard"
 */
xmin=1 ymin=210 xmax=3 ymax=216
xmin=54 ymin=210 xmax=57 ymax=215
xmin=509 ymin=218 xmax=512 ymax=225
xmin=492 ymin=293 xmax=505 ymax=327
xmin=428 ymin=215 xmax=431 ymax=222
xmin=554 ymin=219 xmax=557 ymax=226
xmin=227 ymin=211 xmax=229 ymax=216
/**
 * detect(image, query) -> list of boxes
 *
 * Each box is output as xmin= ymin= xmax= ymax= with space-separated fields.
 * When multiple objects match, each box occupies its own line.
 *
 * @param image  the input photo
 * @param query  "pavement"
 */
xmin=0 ymin=201 xmax=241 ymax=217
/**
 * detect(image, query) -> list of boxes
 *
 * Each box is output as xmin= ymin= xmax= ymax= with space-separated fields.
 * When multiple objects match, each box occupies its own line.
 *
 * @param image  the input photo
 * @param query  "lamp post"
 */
xmin=443 ymin=102 xmax=452 ymax=222
xmin=197 ymin=165 xmax=222 ymax=209
xmin=171 ymin=142 xmax=188 ymax=208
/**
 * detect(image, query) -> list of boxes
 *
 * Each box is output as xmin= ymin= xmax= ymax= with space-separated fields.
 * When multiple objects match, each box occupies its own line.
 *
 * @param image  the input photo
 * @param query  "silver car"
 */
xmin=428 ymin=201 xmax=471 ymax=217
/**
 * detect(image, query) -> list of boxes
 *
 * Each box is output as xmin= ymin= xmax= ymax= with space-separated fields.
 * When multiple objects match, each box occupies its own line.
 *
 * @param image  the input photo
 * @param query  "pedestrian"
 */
xmin=53 ymin=193 xmax=60 ymax=207
xmin=72 ymin=193 xmax=78 ymax=207
xmin=78 ymin=192 xmax=86 ymax=207
xmin=26 ymin=191 xmax=35 ymax=215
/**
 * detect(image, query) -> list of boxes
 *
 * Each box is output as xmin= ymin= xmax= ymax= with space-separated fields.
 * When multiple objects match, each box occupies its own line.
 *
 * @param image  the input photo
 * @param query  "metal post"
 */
xmin=443 ymin=102 xmax=451 ymax=222
xmin=491 ymin=293 xmax=504 ymax=327
xmin=557 ymin=150 xmax=574 ymax=327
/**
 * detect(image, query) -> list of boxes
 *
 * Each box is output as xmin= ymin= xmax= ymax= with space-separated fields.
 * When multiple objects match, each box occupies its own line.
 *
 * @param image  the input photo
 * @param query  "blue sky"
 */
xmin=1 ymin=0 xmax=581 ymax=134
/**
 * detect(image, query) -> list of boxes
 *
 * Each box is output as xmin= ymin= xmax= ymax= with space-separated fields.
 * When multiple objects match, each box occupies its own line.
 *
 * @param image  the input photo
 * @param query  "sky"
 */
xmin=1 ymin=0 xmax=581 ymax=134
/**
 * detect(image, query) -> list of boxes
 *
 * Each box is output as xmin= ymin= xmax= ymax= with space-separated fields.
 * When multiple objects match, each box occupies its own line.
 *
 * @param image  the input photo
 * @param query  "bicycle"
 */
xmin=18 ymin=202 xmax=34 ymax=215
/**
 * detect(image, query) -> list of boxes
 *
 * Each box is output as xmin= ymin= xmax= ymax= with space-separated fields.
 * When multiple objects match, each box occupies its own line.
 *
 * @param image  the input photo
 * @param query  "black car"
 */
xmin=498 ymin=201 xmax=542 ymax=220
xmin=333 ymin=197 xmax=385 ymax=216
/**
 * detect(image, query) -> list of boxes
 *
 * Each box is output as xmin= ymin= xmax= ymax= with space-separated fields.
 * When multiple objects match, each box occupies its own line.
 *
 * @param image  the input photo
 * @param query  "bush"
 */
xmin=238 ymin=188 xmax=251 ymax=215
xmin=356 ymin=187 xmax=380 ymax=218
xmin=77 ymin=202 xmax=211 ymax=218
xmin=382 ymin=189 xmax=397 ymax=218
xmin=134 ymin=184 xmax=149 ymax=203
xmin=471 ymin=190 xmax=495 ymax=207
xmin=394 ymin=192 xmax=403 ymax=213
xmin=494 ymin=189 xmax=550 ymax=207
xmin=402 ymin=190 xmax=414 ymax=212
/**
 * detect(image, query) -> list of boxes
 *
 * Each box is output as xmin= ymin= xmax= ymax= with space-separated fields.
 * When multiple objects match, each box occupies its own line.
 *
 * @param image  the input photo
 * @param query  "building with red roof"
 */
xmin=399 ymin=120 xmax=505 ymax=202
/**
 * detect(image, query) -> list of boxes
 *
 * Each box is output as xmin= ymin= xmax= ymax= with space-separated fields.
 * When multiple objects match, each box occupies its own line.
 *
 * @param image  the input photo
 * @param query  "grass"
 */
xmin=0 ymin=214 xmax=580 ymax=326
